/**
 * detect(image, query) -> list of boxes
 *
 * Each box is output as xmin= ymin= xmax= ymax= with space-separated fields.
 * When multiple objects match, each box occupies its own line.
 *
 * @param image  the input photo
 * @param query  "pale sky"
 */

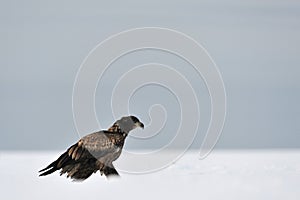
xmin=1 ymin=0 xmax=299 ymax=150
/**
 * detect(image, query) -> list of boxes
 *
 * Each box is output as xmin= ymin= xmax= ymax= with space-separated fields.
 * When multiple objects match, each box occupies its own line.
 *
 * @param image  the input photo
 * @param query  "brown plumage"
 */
xmin=39 ymin=116 xmax=144 ymax=181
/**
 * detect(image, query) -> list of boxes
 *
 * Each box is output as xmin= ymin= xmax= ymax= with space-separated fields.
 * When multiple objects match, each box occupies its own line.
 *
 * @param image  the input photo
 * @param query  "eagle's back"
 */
xmin=39 ymin=130 xmax=127 ymax=180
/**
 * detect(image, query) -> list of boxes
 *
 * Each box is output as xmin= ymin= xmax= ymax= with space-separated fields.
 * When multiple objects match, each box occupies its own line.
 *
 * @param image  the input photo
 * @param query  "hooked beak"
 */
xmin=136 ymin=122 xmax=144 ymax=129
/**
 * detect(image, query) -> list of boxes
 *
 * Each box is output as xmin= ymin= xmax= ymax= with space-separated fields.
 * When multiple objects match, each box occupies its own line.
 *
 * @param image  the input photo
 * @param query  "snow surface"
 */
xmin=1 ymin=150 xmax=299 ymax=200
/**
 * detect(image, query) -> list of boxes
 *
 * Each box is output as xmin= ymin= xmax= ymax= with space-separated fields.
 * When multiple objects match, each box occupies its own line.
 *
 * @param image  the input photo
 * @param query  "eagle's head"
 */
xmin=112 ymin=115 xmax=144 ymax=133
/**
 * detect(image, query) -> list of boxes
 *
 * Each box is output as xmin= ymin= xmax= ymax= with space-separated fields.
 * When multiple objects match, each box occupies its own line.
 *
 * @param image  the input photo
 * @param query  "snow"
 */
xmin=1 ymin=150 xmax=299 ymax=200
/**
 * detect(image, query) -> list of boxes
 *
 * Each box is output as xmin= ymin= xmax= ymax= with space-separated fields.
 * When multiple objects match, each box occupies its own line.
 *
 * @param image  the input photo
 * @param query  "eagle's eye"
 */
xmin=130 ymin=116 xmax=139 ymax=123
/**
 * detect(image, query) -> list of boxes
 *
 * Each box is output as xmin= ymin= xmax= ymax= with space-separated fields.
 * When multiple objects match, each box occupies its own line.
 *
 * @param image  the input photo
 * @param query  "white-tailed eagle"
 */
xmin=39 ymin=116 xmax=144 ymax=180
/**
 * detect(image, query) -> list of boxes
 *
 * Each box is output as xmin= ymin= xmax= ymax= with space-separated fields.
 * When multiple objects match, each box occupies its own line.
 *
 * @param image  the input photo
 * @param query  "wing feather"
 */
xmin=39 ymin=131 xmax=125 ymax=180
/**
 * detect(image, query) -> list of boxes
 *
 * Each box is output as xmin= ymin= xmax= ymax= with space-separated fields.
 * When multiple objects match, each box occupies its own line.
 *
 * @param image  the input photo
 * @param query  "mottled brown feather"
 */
xmin=38 ymin=117 xmax=141 ymax=180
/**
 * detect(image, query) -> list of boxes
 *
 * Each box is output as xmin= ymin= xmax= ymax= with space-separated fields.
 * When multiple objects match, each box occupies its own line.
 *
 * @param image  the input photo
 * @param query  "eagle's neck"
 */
xmin=107 ymin=123 xmax=128 ymax=136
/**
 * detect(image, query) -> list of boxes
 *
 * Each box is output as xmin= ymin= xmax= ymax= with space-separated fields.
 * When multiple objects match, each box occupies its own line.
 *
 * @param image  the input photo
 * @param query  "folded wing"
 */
xmin=39 ymin=131 xmax=120 ymax=180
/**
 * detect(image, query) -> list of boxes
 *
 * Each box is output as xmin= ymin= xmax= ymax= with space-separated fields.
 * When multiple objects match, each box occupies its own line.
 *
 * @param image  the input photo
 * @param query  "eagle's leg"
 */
xmin=103 ymin=164 xmax=120 ymax=178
